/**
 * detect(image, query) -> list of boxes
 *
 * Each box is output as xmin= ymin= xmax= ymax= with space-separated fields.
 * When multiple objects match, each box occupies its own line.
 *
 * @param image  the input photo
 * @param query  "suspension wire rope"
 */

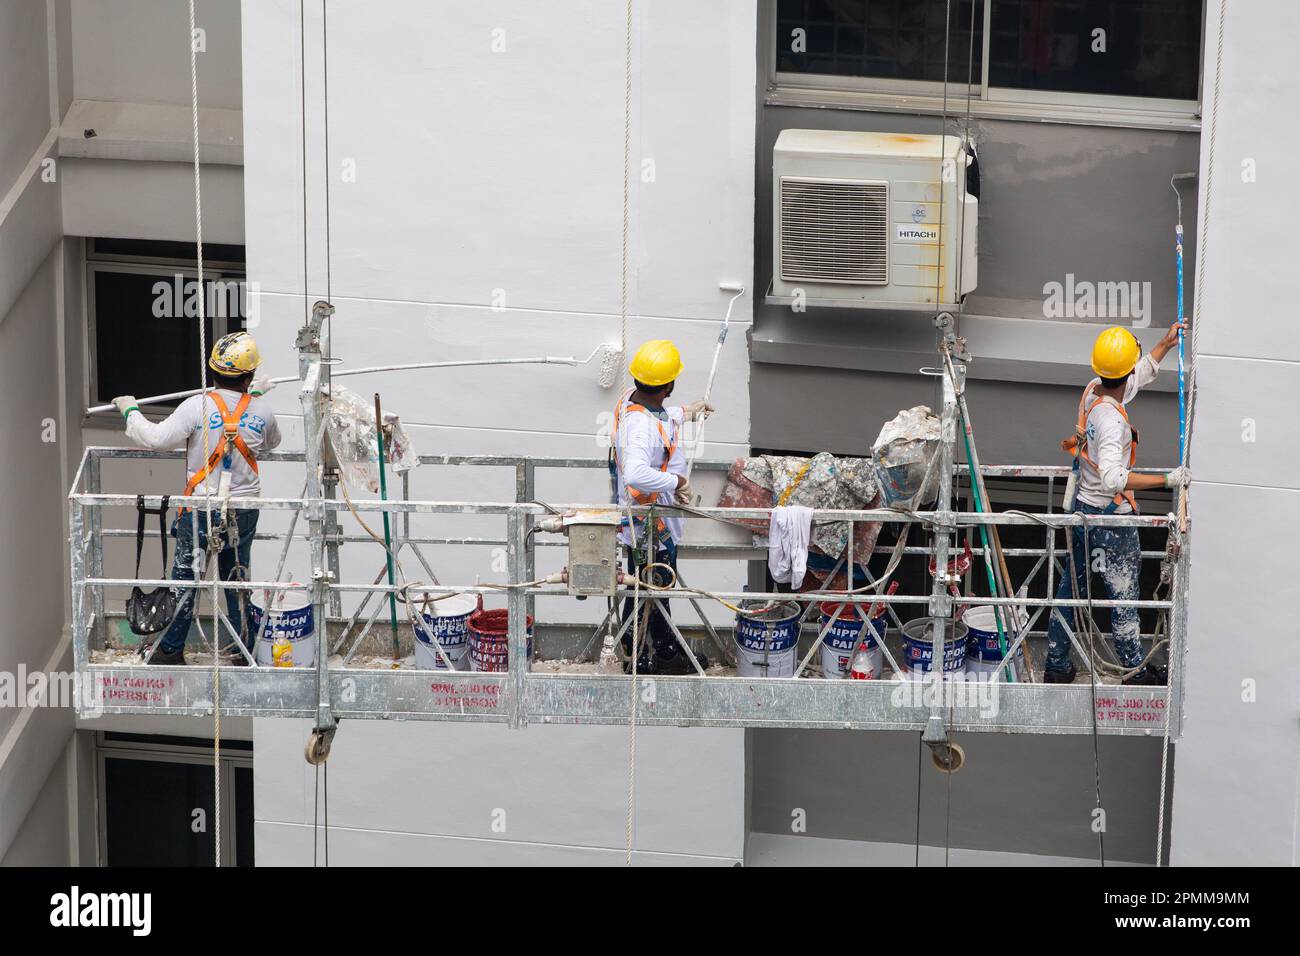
xmin=184 ymin=0 xmax=225 ymax=868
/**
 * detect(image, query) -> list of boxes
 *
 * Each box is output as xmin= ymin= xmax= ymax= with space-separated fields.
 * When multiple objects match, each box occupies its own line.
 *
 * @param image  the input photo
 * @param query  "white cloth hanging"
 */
xmin=768 ymin=505 xmax=813 ymax=589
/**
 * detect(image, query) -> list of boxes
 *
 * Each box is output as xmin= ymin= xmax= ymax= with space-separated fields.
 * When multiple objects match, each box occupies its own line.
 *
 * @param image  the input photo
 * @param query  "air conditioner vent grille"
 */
xmin=779 ymin=178 xmax=888 ymax=285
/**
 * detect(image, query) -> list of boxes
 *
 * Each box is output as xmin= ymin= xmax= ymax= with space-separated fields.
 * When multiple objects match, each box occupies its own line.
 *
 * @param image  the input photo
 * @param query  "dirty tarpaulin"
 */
xmin=716 ymin=452 xmax=883 ymax=587
xmin=325 ymin=383 xmax=420 ymax=494
xmin=871 ymin=405 xmax=942 ymax=510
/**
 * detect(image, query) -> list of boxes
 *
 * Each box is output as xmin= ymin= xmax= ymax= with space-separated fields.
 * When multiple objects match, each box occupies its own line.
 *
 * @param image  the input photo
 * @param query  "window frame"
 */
xmin=84 ymin=241 xmax=247 ymax=423
xmin=764 ymin=0 xmax=1205 ymax=131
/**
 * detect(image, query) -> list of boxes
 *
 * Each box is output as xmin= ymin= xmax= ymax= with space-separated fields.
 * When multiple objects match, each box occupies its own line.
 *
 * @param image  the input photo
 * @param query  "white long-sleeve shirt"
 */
xmin=614 ymin=397 xmax=686 ymax=545
xmin=1076 ymin=353 xmax=1159 ymax=511
xmin=124 ymin=389 xmax=281 ymax=498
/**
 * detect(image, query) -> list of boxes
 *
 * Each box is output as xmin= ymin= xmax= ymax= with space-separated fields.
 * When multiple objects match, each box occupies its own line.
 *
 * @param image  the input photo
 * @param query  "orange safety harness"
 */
xmin=182 ymin=391 xmax=257 ymax=507
xmin=1061 ymin=384 xmax=1139 ymax=514
xmin=610 ymin=389 xmax=678 ymax=543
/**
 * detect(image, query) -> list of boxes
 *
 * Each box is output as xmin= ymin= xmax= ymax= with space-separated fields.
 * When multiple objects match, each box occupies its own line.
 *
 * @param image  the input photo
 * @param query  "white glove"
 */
xmin=1164 ymin=466 xmax=1190 ymax=488
xmin=682 ymin=400 xmax=715 ymax=422
xmin=250 ymin=375 xmax=275 ymax=397
xmin=674 ymin=478 xmax=692 ymax=506
xmin=113 ymin=396 xmax=139 ymax=420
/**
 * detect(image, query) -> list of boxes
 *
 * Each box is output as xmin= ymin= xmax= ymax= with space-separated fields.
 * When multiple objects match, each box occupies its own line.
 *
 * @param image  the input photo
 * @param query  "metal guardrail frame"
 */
xmin=69 ymin=445 xmax=1186 ymax=738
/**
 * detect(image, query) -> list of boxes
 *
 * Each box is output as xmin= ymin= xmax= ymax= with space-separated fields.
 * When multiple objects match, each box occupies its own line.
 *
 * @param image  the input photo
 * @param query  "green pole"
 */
xmin=961 ymin=427 xmax=1015 ymax=682
xmin=375 ymin=393 xmax=401 ymax=659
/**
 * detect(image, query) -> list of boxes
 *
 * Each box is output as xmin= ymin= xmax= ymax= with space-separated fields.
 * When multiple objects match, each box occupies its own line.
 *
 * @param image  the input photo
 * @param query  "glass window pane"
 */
xmin=104 ymin=757 xmax=216 ymax=866
xmin=989 ymin=0 xmax=1201 ymax=99
xmin=92 ymin=271 xmax=245 ymax=405
xmin=777 ymin=0 xmax=983 ymax=83
xmin=234 ymin=765 xmax=255 ymax=867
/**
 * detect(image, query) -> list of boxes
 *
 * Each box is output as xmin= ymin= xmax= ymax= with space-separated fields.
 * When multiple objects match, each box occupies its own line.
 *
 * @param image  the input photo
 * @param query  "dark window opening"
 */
xmin=87 ymin=239 xmax=248 ymax=409
xmin=989 ymin=0 xmax=1202 ymax=100
xmin=776 ymin=0 xmax=984 ymax=83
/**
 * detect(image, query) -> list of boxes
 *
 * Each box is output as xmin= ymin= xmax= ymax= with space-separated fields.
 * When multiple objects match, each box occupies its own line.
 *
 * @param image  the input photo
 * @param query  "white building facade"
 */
xmin=0 ymin=0 xmax=1295 ymax=867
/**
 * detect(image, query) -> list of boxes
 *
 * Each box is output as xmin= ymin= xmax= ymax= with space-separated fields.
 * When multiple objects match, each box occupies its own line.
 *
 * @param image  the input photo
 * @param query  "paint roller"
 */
xmin=684 ymin=282 xmax=745 ymax=484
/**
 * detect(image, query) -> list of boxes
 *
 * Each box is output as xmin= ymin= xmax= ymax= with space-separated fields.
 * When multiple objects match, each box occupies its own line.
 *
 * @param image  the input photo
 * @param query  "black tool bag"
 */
xmin=125 ymin=495 xmax=178 ymax=635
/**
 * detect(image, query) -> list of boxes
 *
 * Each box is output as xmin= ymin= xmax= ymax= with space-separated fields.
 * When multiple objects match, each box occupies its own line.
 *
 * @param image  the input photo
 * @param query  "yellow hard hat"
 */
xmin=1090 ymin=326 xmax=1140 ymax=379
xmin=628 ymin=339 xmax=683 ymax=387
xmin=209 ymin=331 xmax=262 ymax=375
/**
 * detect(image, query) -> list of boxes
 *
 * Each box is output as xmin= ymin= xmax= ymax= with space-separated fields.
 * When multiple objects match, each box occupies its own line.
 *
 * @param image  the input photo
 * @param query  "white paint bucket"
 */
xmin=413 ymin=592 xmax=478 ymax=670
xmin=818 ymin=602 xmax=887 ymax=680
xmin=962 ymin=605 xmax=1027 ymax=678
xmin=733 ymin=601 xmax=802 ymax=678
xmin=251 ymin=588 xmax=316 ymax=667
xmin=900 ymin=617 xmax=968 ymax=681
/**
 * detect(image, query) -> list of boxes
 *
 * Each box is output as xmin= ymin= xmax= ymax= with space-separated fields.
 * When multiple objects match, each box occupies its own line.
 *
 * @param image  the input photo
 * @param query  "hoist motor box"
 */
xmin=563 ymin=511 xmax=621 ymax=597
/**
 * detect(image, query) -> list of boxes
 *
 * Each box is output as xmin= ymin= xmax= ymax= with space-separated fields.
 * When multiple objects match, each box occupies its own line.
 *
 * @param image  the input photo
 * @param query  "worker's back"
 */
xmin=126 ymin=388 xmax=282 ymax=498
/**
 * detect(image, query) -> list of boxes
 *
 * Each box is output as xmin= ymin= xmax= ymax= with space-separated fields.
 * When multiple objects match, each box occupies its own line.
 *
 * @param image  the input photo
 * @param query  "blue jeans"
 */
xmin=1045 ymin=502 xmax=1143 ymax=671
xmin=158 ymin=509 xmax=259 ymax=655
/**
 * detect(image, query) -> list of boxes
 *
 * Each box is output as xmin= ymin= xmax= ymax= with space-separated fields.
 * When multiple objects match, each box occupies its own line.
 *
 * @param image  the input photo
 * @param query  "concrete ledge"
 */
xmin=752 ymin=309 xmax=1179 ymax=393
xmin=58 ymin=99 xmax=242 ymax=166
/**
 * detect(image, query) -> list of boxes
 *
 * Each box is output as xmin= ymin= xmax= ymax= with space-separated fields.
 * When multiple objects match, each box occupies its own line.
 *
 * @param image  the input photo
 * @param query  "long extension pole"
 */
xmin=375 ymin=393 xmax=401 ymax=659
xmin=1171 ymin=172 xmax=1196 ymax=461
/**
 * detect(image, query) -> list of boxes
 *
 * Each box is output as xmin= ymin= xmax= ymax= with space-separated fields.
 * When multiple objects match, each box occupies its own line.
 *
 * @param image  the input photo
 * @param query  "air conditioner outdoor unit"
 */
xmin=772 ymin=129 xmax=977 ymax=310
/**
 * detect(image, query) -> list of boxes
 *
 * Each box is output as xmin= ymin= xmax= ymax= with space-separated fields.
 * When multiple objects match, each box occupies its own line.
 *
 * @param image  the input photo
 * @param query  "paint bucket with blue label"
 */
xmin=818 ymin=602 xmax=887 ymax=679
xmin=733 ymin=600 xmax=802 ymax=678
xmin=900 ymin=617 xmax=968 ymax=681
xmin=251 ymin=588 xmax=316 ymax=667
xmin=413 ymin=592 xmax=477 ymax=670
xmin=962 ymin=605 xmax=1027 ymax=678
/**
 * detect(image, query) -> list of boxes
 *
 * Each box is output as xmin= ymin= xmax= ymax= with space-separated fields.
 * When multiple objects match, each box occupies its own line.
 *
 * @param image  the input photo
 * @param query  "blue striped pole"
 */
xmin=1176 ymin=223 xmax=1186 ymax=461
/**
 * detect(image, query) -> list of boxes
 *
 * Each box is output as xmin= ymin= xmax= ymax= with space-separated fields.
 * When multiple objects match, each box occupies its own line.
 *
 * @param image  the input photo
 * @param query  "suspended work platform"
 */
xmin=68 ymin=304 xmax=1190 ymax=745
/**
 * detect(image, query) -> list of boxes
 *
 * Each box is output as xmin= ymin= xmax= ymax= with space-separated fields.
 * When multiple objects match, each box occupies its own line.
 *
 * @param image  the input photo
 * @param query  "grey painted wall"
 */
xmin=748 ymin=728 xmax=1169 ymax=864
xmin=71 ymin=0 xmax=242 ymax=109
xmin=744 ymin=15 xmax=1199 ymax=864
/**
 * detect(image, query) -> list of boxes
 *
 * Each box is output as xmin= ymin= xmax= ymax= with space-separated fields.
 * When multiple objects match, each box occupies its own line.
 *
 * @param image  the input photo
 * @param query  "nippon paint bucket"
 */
xmin=733 ymin=601 xmax=802 ymax=678
xmin=466 ymin=607 xmax=534 ymax=673
xmin=251 ymin=588 xmax=316 ymax=668
xmin=900 ymin=617 xmax=968 ymax=681
xmin=413 ymin=592 xmax=477 ymax=670
xmin=818 ymin=602 xmax=887 ymax=680
xmin=962 ymin=605 xmax=1027 ymax=678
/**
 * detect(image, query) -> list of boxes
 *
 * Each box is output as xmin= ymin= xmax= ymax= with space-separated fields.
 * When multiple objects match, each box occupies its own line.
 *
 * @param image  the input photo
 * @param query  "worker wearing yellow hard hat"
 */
xmin=610 ymin=339 xmax=714 ymax=675
xmin=1045 ymin=321 xmax=1187 ymax=687
xmin=112 ymin=331 xmax=282 ymax=667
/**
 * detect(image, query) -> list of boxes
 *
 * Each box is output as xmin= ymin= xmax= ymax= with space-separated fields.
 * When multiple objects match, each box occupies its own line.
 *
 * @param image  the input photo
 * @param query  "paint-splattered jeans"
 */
xmin=157 ymin=509 xmax=259 ymax=655
xmin=622 ymin=536 xmax=681 ymax=664
xmin=1045 ymin=502 xmax=1143 ymax=672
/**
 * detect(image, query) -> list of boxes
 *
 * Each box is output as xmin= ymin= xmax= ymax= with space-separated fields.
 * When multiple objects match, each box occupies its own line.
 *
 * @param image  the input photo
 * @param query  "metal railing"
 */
xmin=69 ymin=446 xmax=1186 ymax=738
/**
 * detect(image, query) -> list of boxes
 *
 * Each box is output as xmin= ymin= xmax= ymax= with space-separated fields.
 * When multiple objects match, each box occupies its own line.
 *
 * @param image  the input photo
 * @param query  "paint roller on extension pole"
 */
xmin=684 ymin=282 xmax=745 ymax=485
xmin=85 ymin=343 xmax=626 ymax=415
xmin=1171 ymin=172 xmax=1196 ymax=463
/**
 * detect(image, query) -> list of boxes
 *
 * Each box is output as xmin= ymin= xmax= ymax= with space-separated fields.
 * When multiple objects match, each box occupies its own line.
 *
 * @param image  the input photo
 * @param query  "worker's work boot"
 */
xmin=653 ymin=651 xmax=709 ymax=676
xmin=1123 ymin=663 xmax=1168 ymax=686
xmin=1042 ymin=661 xmax=1077 ymax=684
xmin=148 ymin=645 xmax=187 ymax=666
xmin=221 ymin=646 xmax=252 ymax=667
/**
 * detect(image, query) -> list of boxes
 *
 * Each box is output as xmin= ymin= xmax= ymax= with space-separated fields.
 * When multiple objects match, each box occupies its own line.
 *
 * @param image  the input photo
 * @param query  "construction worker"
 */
xmin=612 ymin=339 xmax=713 ymax=675
xmin=112 ymin=331 xmax=281 ymax=665
xmin=1045 ymin=323 xmax=1188 ymax=685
